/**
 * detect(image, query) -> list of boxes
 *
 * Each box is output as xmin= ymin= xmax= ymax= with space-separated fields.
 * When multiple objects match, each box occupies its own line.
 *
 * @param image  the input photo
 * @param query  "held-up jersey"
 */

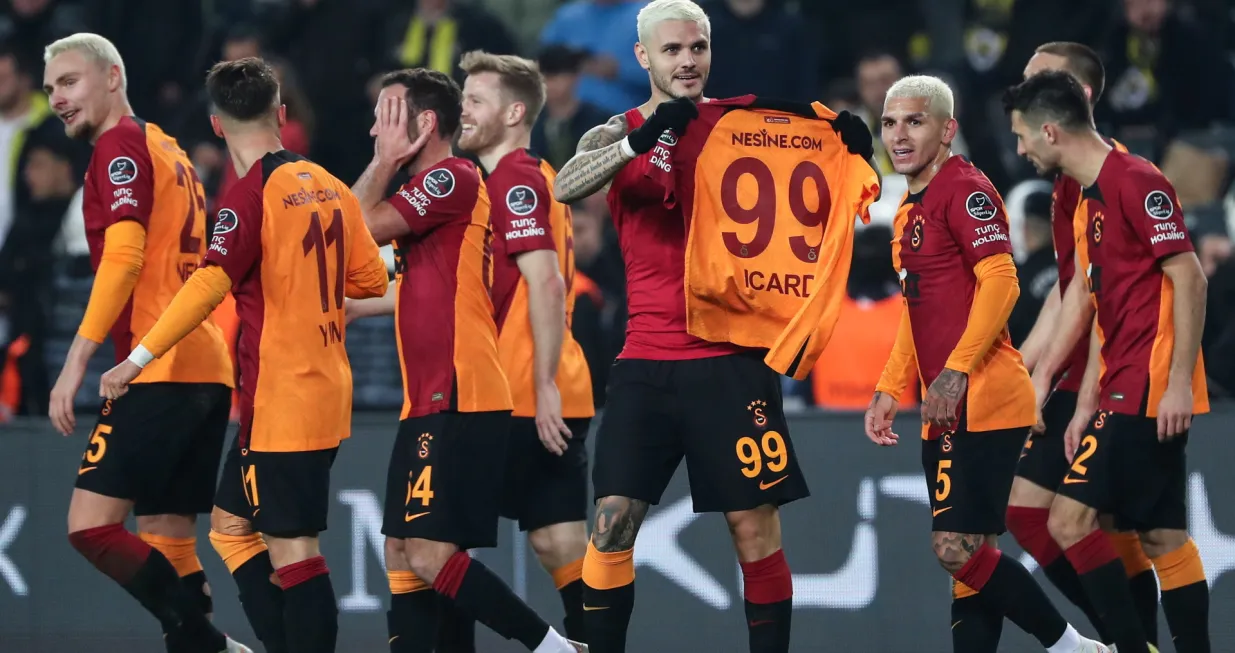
xmin=82 ymin=116 xmax=232 ymax=385
xmin=891 ymin=156 xmax=1035 ymax=438
xmin=386 ymin=157 xmax=513 ymax=418
xmin=204 ymin=150 xmax=386 ymax=452
xmin=485 ymin=148 xmax=593 ymax=419
xmin=649 ymin=96 xmax=880 ymax=379
xmin=1050 ymin=138 xmax=1128 ymax=393
xmin=1081 ymin=149 xmax=1208 ymax=417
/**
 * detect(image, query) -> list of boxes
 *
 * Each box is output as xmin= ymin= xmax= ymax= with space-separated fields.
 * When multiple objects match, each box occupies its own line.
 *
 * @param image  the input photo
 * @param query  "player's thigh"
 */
xmin=383 ymin=411 xmax=511 ymax=550
xmin=591 ymin=359 xmax=682 ymax=506
xmin=134 ymin=384 xmax=232 ymax=517
xmin=1012 ymin=391 xmax=1077 ymax=502
xmin=219 ymin=443 xmax=338 ymax=538
xmin=1053 ymin=409 xmax=1119 ymax=515
xmin=923 ymin=426 xmax=1026 ymax=535
xmin=674 ymin=353 xmax=810 ymax=514
xmin=502 ymin=417 xmax=591 ymax=533
xmin=1109 ymin=416 xmax=1189 ymax=532
xmin=75 ymin=384 xmax=206 ymax=505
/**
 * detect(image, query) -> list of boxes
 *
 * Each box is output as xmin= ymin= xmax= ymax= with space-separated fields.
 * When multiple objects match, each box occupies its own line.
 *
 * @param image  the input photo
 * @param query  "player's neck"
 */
xmin=640 ymin=91 xmax=707 ymax=118
xmin=90 ymin=97 xmax=135 ymax=145
xmin=906 ymin=147 xmax=954 ymax=194
xmin=1060 ymin=130 xmax=1113 ymax=189
xmin=476 ymin=131 xmax=530 ymax=175
xmin=407 ymin=139 xmax=455 ymax=177
xmin=227 ymin=132 xmax=284 ymax=178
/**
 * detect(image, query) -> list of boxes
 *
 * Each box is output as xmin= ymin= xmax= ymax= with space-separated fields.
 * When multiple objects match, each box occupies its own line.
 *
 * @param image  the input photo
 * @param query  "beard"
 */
xmin=650 ymin=67 xmax=704 ymax=100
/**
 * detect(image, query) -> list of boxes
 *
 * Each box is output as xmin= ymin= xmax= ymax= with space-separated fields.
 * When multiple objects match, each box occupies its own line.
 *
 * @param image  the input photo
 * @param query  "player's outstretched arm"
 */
xmin=516 ymin=249 xmax=572 ymax=454
xmin=49 ymin=221 xmax=147 ymax=435
xmin=343 ymin=201 xmax=389 ymax=300
xmin=1158 ymin=251 xmax=1207 ymax=438
xmin=1030 ymin=251 xmax=1094 ymax=391
xmin=553 ymin=114 xmax=632 ymax=202
xmin=1017 ymin=278 xmax=1061 ymax=372
xmin=344 ymin=279 xmax=396 ymax=324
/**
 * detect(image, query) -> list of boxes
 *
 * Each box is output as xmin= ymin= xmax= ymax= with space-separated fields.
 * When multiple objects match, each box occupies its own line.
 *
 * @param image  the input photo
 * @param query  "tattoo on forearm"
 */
xmin=930 ymin=369 xmax=966 ymax=401
xmin=555 ymin=114 xmax=630 ymax=202
xmin=931 ymin=531 xmax=986 ymax=575
xmin=592 ymin=496 xmax=650 ymax=552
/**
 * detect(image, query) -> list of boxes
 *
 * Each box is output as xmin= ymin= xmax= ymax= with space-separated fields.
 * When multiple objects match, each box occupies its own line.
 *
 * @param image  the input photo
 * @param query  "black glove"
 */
xmin=831 ymin=110 xmax=875 ymax=161
xmin=626 ymin=97 xmax=698 ymax=154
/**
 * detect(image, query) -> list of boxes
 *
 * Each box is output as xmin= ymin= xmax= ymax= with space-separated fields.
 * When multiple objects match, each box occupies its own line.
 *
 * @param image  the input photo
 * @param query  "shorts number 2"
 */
xmin=736 ymin=431 xmax=788 ymax=478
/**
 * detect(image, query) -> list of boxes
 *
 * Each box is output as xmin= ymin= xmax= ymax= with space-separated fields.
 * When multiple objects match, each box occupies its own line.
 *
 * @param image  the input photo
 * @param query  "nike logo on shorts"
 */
xmin=78 ymin=466 xmax=97 ymax=475
xmin=1062 ymin=476 xmax=1088 ymax=484
xmin=932 ymin=507 xmax=952 ymax=517
xmin=405 ymin=511 xmax=430 ymax=522
xmin=583 ymin=605 xmax=608 ymax=611
xmin=759 ymin=476 xmax=788 ymax=490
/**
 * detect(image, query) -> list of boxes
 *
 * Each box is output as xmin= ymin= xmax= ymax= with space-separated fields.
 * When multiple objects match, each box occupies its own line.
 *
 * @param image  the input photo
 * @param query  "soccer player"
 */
xmin=42 ymin=33 xmax=248 ymax=653
xmin=347 ymin=68 xmax=585 ymax=653
xmin=551 ymin=2 xmax=806 ymax=651
xmin=1006 ymin=70 xmax=1211 ymax=653
xmin=863 ymin=74 xmax=1108 ymax=653
xmin=99 ymin=57 xmax=389 ymax=653
xmin=1007 ymin=42 xmax=1160 ymax=647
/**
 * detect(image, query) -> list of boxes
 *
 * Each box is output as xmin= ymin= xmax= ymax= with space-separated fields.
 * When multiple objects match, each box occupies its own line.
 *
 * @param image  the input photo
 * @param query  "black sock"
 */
xmin=1127 ymin=569 xmax=1160 ymax=646
xmin=233 ymin=551 xmax=287 ymax=653
xmin=435 ymin=595 xmax=477 ymax=653
xmin=1076 ymin=561 xmax=1151 ymax=653
xmin=957 ymin=546 xmax=1067 ymax=647
xmin=951 ymin=595 xmax=1003 ymax=653
xmin=437 ymin=554 xmax=551 ymax=650
xmin=282 ymin=573 xmax=339 ymax=653
xmin=558 ymin=578 xmax=585 ymax=643
xmin=389 ymin=590 xmax=436 ymax=653
xmin=1161 ymin=582 xmax=1210 ymax=653
xmin=1042 ymin=556 xmax=1111 ymax=643
xmin=180 ymin=570 xmax=213 ymax=618
xmin=744 ymin=598 xmax=792 ymax=653
xmin=124 ymin=550 xmax=225 ymax=649
xmin=582 ymin=582 xmax=634 ymax=653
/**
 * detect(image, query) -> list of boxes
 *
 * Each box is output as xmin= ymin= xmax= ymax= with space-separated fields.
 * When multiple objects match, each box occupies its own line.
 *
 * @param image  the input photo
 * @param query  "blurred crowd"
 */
xmin=0 ymin=0 xmax=1232 ymax=420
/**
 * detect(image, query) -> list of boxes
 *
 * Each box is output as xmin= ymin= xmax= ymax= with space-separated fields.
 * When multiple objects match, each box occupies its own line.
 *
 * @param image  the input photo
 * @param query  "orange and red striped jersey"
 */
xmin=82 ymin=116 xmax=232 ymax=386
xmin=1080 ymin=149 xmax=1208 ymax=417
xmin=386 ymin=157 xmax=512 ymax=418
xmin=892 ymin=156 xmax=1035 ymax=438
xmin=485 ymin=149 xmax=593 ymax=419
xmin=203 ymin=150 xmax=386 ymax=452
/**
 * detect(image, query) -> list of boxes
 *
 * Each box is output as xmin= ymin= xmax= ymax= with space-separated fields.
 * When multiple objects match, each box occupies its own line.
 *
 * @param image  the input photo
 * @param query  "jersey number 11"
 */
xmin=303 ymin=208 xmax=346 ymax=313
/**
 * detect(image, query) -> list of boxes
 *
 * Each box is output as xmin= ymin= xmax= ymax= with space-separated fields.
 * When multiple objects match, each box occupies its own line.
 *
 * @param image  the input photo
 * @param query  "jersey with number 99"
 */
xmin=204 ymin=150 xmax=382 ymax=452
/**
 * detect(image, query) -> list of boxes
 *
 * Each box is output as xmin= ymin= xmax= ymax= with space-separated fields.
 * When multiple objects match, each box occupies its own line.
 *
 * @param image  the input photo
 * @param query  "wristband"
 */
xmin=128 ymin=344 xmax=155 ymax=368
xmin=619 ymin=136 xmax=637 ymax=159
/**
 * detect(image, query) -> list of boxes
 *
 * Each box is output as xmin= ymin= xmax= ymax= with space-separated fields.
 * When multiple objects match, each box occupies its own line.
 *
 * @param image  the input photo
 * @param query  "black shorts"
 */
xmin=592 ymin=352 xmax=810 ymax=514
xmin=214 ymin=435 xmax=339 ymax=538
xmin=500 ymin=417 xmax=590 ymax=532
xmin=1014 ymin=390 xmax=1077 ymax=491
xmin=382 ymin=411 xmax=511 ymax=549
xmin=75 ymin=382 xmax=230 ymax=516
xmin=1054 ymin=410 xmax=1188 ymax=531
xmin=921 ymin=423 xmax=1027 ymax=534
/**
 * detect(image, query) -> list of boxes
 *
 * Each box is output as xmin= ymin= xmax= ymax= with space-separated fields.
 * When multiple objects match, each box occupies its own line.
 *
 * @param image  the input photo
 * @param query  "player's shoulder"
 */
xmin=1104 ymin=149 xmax=1169 ymax=193
xmin=935 ymin=156 xmax=1003 ymax=212
xmin=423 ymin=156 xmax=482 ymax=196
xmin=91 ymin=116 xmax=151 ymax=179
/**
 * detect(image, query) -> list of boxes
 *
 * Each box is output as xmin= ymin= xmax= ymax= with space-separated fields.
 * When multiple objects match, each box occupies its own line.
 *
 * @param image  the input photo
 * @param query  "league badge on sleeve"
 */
xmin=1144 ymin=190 xmax=1174 ymax=220
xmin=505 ymin=185 xmax=538 ymax=217
xmin=423 ymin=168 xmax=456 ymax=198
xmin=965 ymin=192 xmax=997 ymax=221
xmin=213 ymin=208 xmax=239 ymax=235
xmin=108 ymin=156 xmax=138 ymax=185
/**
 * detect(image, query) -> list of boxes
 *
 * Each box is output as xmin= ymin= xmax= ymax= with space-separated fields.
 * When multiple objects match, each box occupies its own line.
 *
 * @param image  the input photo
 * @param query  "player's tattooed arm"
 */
xmin=922 ymin=369 xmax=968 ymax=428
xmin=553 ymin=114 xmax=632 ymax=203
xmin=591 ymin=496 xmax=650 ymax=552
xmin=931 ymin=531 xmax=989 ymax=575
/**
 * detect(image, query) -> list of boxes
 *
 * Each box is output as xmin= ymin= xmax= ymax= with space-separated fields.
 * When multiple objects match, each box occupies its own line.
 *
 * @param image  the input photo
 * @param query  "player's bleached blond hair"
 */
xmin=637 ymin=0 xmax=711 ymax=47
xmin=44 ymin=33 xmax=126 ymax=90
xmin=884 ymin=75 xmax=954 ymax=119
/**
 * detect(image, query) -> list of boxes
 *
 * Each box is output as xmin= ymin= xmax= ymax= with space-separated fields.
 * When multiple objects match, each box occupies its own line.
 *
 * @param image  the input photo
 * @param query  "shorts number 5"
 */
xmin=736 ymin=431 xmax=788 ymax=478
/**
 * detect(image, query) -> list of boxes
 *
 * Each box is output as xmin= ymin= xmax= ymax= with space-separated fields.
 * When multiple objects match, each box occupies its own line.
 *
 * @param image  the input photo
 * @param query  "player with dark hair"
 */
xmin=43 ymin=32 xmax=250 ymax=653
xmin=865 ymin=73 xmax=1108 ymax=653
xmin=1006 ymin=70 xmax=1211 ymax=653
xmin=347 ymin=67 xmax=585 ymax=653
xmin=1008 ymin=43 xmax=1161 ymax=648
xmin=100 ymin=56 xmax=390 ymax=653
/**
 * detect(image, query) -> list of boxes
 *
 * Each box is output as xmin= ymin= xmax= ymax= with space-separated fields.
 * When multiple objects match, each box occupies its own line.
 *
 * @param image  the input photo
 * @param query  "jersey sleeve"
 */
xmin=489 ymin=166 xmax=556 ymax=256
xmin=203 ymin=169 xmax=264 ymax=284
xmin=90 ymin=128 xmax=154 ymax=228
xmin=386 ymin=162 xmax=481 ymax=236
xmin=945 ymin=177 xmax=1014 ymax=268
xmin=1119 ymin=167 xmax=1194 ymax=259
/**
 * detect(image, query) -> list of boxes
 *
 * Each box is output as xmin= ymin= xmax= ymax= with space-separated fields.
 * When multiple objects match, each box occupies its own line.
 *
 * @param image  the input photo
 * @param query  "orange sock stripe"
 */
xmin=139 ymin=533 xmax=203 ymax=577
xmin=208 ymin=530 xmax=267 ymax=575
xmin=388 ymin=570 xmax=429 ymax=594
xmin=952 ymin=579 xmax=978 ymax=600
xmin=552 ymin=557 xmax=585 ymax=590
xmin=1109 ymin=531 xmax=1154 ymax=577
xmin=582 ymin=541 xmax=634 ymax=591
xmin=1152 ymin=539 xmax=1206 ymax=591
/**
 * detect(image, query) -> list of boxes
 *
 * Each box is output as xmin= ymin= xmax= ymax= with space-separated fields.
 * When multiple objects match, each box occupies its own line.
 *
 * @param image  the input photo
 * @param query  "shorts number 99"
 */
xmin=736 ymin=431 xmax=788 ymax=478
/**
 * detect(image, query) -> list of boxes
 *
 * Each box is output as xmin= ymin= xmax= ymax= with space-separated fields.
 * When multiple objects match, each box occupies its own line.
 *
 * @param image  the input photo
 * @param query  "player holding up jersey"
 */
xmin=1006 ymin=70 xmax=1211 ymax=653
xmin=864 ymin=75 xmax=1108 ymax=653
xmin=1007 ymin=42 xmax=1160 ymax=649
xmin=100 ymin=57 xmax=389 ymax=653
xmin=42 ymin=33 xmax=248 ymax=653
xmin=347 ymin=68 xmax=585 ymax=653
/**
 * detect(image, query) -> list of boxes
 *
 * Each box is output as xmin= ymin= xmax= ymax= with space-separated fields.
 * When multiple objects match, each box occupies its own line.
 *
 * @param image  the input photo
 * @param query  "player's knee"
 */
xmin=402 ymin=539 xmax=457 ymax=583
xmin=1137 ymin=528 xmax=1189 ymax=559
xmin=528 ymin=521 xmax=587 ymax=565
xmin=725 ymin=506 xmax=780 ymax=561
xmin=1046 ymin=506 xmax=1092 ymax=548
xmin=931 ymin=531 xmax=980 ymax=575
xmin=591 ymin=496 xmax=648 ymax=552
xmin=209 ymin=507 xmax=253 ymax=536
xmin=135 ymin=513 xmax=197 ymax=538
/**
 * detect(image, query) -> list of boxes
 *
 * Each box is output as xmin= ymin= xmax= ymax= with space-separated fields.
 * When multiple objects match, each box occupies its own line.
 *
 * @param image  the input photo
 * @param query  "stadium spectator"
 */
xmin=531 ymin=45 xmax=610 ymax=171
xmin=377 ymin=0 xmax=518 ymax=85
xmin=701 ymin=0 xmax=818 ymax=102
xmin=539 ymin=0 xmax=646 ymax=114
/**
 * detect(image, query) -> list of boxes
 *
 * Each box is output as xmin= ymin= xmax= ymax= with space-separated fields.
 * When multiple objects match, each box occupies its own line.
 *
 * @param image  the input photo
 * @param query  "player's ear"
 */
xmin=942 ymin=117 xmax=959 ymax=145
xmin=506 ymin=102 xmax=525 ymax=127
xmin=277 ymin=104 xmax=287 ymax=128
xmin=634 ymin=42 xmax=651 ymax=72
xmin=108 ymin=64 xmax=122 ymax=93
xmin=209 ymin=115 xmax=224 ymax=139
xmin=417 ymin=110 xmax=436 ymax=139
xmin=1042 ymin=122 xmax=1058 ymax=145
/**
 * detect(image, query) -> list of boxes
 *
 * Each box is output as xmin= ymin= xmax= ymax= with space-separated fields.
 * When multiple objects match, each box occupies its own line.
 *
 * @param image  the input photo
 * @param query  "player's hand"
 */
xmin=535 ymin=381 xmax=572 ymax=456
xmin=375 ymin=95 xmax=429 ymax=168
xmin=1063 ymin=410 xmax=1091 ymax=463
xmin=99 ymin=360 xmax=141 ymax=401
xmin=1030 ymin=371 xmax=1053 ymax=434
xmin=863 ymin=391 xmax=900 ymax=446
xmin=830 ymin=110 xmax=875 ymax=161
xmin=49 ymin=362 xmax=86 ymax=436
xmin=1156 ymin=383 xmax=1192 ymax=441
xmin=922 ymin=368 xmax=967 ymax=429
xmin=627 ymin=96 xmax=697 ymax=154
